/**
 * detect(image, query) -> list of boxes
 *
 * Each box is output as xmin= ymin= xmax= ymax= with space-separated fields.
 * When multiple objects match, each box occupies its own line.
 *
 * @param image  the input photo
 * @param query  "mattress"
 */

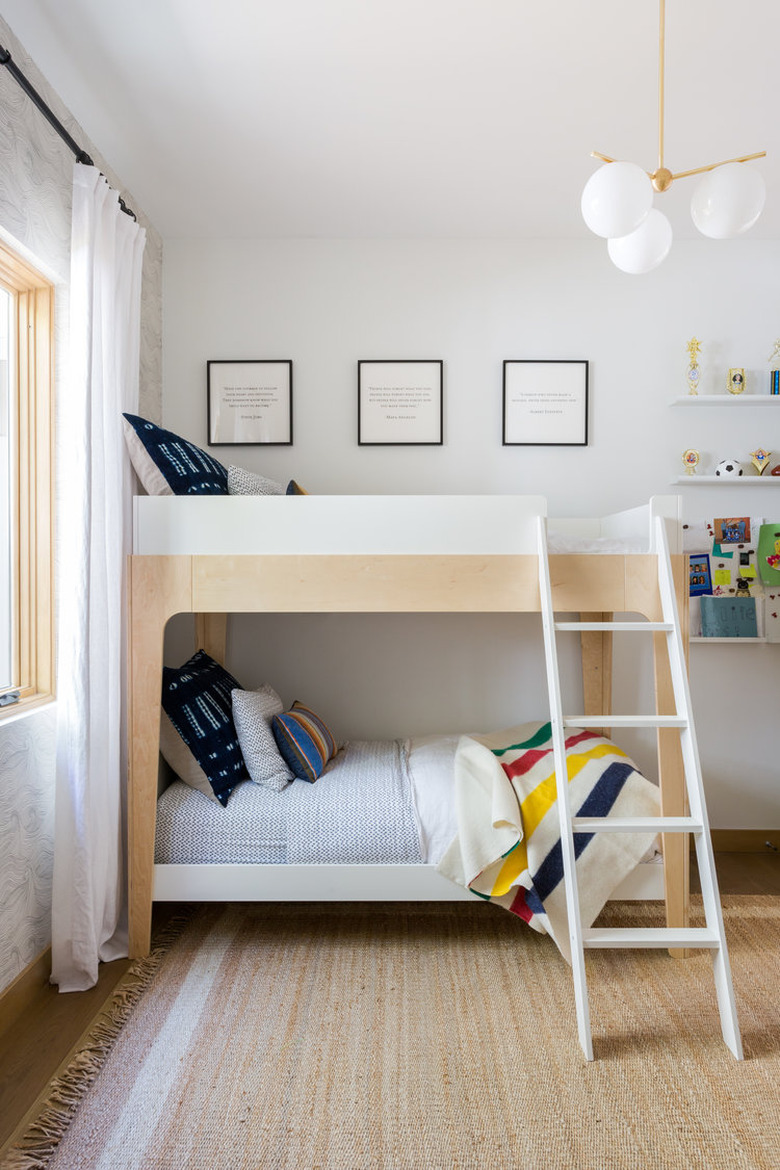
xmin=155 ymin=735 xmax=460 ymax=866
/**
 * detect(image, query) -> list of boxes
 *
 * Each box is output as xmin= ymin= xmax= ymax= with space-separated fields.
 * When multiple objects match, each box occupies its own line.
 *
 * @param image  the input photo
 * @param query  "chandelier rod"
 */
xmin=658 ymin=0 xmax=666 ymax=174
xmin=590 ymin=0 xmax=766 ymax=191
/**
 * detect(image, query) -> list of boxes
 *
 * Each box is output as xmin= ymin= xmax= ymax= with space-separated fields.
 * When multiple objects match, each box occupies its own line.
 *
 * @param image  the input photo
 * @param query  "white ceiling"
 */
xmin=2 ymin=0 xmax=778 ymax=241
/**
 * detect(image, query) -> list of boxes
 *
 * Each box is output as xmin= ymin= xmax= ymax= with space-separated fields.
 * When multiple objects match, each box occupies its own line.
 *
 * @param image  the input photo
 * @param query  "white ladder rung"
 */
xmin=554 ymin=621 xmax=674 ymax=632
xmin=582 ymin=927 xmax=721 ymax=949
xmin=564 ymin=715 xmax=688 ymax=729
xmin=571 ymin=816 xmax=703 ymax=833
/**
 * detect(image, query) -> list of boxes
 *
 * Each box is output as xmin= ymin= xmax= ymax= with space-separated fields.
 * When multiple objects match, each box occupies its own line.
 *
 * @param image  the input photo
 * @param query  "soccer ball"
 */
xmin=715 ymin=459 xmax=743 ymax=478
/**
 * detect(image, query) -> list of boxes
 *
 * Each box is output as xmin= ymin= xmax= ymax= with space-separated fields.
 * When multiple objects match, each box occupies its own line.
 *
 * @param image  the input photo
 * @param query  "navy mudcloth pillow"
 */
xmin=161 ymin=649 xmax=249 ymax=806
xmin=122 ymin=413 xmax=228 ymax=495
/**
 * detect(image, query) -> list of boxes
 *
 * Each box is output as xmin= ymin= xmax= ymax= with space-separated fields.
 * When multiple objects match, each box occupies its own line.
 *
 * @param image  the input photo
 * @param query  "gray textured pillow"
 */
xmin=232 ymin=685 xmax=294 ymax=791
xmin=227 ymin=465 xmax=284 ymax=496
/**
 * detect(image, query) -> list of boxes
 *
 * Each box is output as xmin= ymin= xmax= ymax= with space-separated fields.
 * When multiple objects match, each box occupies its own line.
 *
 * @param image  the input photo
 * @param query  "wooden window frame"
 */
xmin=0 ymin=241 xmax=54 ymax=714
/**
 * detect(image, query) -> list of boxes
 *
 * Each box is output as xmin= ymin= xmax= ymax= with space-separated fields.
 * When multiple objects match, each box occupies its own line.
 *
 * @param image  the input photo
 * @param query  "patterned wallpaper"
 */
xmin=0 ymin=706 xmax=56 ymax=990
xmin=0 ymin=14 xmax=163 ymax=994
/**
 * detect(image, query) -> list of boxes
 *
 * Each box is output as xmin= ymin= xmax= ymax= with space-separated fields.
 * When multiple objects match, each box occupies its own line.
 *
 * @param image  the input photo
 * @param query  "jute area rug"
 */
xmin=3 ymin=897 xmax=780 ymax=1170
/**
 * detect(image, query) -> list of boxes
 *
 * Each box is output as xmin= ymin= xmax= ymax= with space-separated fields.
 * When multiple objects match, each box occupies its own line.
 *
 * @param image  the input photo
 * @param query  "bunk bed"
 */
xmin=127 ymin=493 xmax=691 ymax=961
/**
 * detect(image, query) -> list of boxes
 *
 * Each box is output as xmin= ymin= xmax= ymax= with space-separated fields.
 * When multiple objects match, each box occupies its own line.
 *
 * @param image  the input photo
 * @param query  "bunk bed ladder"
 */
xmin=536 ymin=515 xmax=743 ymax=1061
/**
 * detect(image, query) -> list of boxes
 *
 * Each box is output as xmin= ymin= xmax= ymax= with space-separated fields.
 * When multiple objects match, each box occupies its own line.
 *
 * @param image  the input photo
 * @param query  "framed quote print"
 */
xmin=502 ymin=360 xmax=589 ymax=446
xmin=358 ymin=360 xmax=443 ymax=445
xmin=207 ymin=360 xmax=293 ymax=445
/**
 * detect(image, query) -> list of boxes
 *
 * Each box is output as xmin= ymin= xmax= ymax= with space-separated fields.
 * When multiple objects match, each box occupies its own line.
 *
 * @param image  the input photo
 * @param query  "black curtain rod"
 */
xmin=0 ymin=41 xmax=136 ymax=220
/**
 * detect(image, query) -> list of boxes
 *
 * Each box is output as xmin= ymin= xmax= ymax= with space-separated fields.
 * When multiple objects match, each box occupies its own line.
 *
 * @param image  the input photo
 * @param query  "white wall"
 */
xmin=0 ymin=15 xmax=163 ymax=996
xmin=163 ymin=236 xmax=780 ymax=828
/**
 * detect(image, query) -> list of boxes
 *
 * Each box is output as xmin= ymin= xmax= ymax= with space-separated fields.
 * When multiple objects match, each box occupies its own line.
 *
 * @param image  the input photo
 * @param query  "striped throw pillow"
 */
xmin=272 ymin=701 xmax=337 ymax=783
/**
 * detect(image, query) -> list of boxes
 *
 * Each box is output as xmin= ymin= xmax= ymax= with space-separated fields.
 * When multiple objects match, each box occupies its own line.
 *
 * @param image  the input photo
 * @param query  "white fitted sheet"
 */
xmin=405 ymin=734 xmax=460 ymax=864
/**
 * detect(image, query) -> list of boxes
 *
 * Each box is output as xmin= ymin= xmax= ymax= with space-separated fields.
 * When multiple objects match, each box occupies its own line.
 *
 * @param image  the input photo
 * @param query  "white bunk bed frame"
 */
xmin=127 ymin=494 xmax=690 ymax=961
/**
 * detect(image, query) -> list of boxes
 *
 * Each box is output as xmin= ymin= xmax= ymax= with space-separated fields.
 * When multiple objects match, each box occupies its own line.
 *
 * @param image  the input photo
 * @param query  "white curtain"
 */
xmin=51 ymin=165 xmax=146 ymax=992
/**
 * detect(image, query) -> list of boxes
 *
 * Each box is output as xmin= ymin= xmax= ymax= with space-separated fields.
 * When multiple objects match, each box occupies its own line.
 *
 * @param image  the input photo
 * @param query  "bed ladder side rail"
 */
xmin=536 ymin=515 xmax=594 ymax=1061
xmin=537 ymin=516 xmax=742 ymax=1061
xmin=652 ymin=516 xmax=742 ymax=1058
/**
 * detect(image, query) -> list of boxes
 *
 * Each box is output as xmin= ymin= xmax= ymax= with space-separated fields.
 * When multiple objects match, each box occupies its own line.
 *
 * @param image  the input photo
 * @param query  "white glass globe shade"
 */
xmin=581 ymin=161 xmax=653 ymax=239
xmin=607 ymin=209 xmax=673 ymax=274
xmin=690 ymin=163 xmax=766 ymax=239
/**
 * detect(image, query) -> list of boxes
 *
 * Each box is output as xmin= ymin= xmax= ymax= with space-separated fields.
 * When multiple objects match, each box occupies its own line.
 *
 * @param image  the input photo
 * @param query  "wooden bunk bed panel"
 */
xmin=132 ymin=552 xmax=672 ymax=616
xmin=191 ymin=554 xmax=542 ymax=613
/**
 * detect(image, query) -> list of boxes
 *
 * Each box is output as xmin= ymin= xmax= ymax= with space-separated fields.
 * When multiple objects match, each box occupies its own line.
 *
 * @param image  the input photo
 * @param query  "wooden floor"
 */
xmin=2 ymin=855 xmax=780 ymax=1152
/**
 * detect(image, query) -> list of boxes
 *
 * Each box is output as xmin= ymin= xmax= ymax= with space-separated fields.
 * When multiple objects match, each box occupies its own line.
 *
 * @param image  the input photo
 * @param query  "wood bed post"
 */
xmin=128 ymin=555 xmax=193 ymax=958
xmin=621 ymin=554 xmax=690 ymax=951
xmin=580 ymin=613 xmax=612 ymax=738
xmin=195 ymin=613 xmax=228 ymax=664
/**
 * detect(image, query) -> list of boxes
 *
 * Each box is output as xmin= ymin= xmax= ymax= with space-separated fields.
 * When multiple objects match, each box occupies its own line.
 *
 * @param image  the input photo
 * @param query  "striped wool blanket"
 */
xmin=437 ymin=722 xmax=660 ymax=961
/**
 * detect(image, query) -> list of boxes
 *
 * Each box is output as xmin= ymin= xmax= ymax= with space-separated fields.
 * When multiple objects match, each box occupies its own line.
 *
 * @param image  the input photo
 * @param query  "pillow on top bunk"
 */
xmin=232 ymin=685 xmax=294 ymax=792
xmin=122 ymin=413 xmax=229 ymax=495
xmin=227 ymin=465 xmax=285 ymax=496
xmin=227 ymin=467 xmax=309 ymax=496
xmin=272 ymin=700 xmax=338 ymax=783
xmin=161 ymin=649 xmax=249 ymax=806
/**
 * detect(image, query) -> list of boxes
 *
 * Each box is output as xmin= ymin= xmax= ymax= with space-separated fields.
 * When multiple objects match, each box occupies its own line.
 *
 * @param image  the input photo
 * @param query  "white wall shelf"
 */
xmin=671 ymin=395 xmax=780 ymax=406
xmin=673 ymin=476 xmax=779 ymax=485
xmin=690 ymin=636 xmax=769 ymax=644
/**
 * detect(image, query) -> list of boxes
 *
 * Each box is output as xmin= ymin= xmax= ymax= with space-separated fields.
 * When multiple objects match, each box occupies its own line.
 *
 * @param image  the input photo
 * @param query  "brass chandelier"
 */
xmin=581 ymin=0 xmax=766 ymax=273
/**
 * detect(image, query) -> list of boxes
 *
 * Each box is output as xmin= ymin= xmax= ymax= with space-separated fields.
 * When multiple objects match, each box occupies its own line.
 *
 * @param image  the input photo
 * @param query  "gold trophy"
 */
xmin=686 ymin=338 xmax=701 ymax=395
xmin=750 ymin=448 xmax=771 ymax=475
xmin=727 ymin=367 xmax=746 ymax=395
xmin=682 ymin=448 xmax=700 ymax=476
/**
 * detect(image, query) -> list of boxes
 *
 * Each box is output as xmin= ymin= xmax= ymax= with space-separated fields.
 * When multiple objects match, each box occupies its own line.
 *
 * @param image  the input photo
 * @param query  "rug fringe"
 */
xmin=0 ymin=910 xmax=196 ymax=1170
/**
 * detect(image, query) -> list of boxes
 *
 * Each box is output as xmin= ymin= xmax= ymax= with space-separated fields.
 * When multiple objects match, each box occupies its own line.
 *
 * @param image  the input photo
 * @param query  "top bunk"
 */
xmin=132 ymin=494 xmax=683 ymax=557
xmin=128 ymin=494 xmax=685 ymax=622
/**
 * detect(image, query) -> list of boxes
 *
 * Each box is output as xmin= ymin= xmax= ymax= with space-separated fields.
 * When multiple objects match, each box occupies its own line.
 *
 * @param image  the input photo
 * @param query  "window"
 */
xmin=0 ymin=240 xmax=54 ymax=713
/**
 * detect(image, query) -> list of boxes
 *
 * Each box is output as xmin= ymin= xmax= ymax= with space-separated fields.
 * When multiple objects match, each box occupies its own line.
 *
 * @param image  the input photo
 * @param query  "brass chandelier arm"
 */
xmin=590 ymin=151 xmax=656 ymax=182
xmin=671 ymin=151 xmax=767 ymax=181
xmin=590 ymin=149 xmax=767 ymax=185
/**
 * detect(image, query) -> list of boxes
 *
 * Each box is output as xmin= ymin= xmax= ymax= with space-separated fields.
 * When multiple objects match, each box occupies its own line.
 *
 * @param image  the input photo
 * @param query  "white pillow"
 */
xmin=227 ymin=465 xmax=284 ymax=495
xmin=232 ymin=685 xmax=294 ymax=791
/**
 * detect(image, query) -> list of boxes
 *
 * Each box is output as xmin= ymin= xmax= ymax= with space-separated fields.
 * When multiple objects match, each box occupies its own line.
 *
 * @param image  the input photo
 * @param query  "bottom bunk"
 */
xmin=153 ymin=726 xmax=666 ymax=954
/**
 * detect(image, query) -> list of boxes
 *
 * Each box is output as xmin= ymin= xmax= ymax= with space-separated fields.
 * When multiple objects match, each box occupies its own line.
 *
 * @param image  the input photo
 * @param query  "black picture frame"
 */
xmin=207 ymin=359 xmax=293 ymax=446
xmin=357 ymin=360 xmax=443 ymax=446
xmin=502 ymin=360 xmax=589 ymax=446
